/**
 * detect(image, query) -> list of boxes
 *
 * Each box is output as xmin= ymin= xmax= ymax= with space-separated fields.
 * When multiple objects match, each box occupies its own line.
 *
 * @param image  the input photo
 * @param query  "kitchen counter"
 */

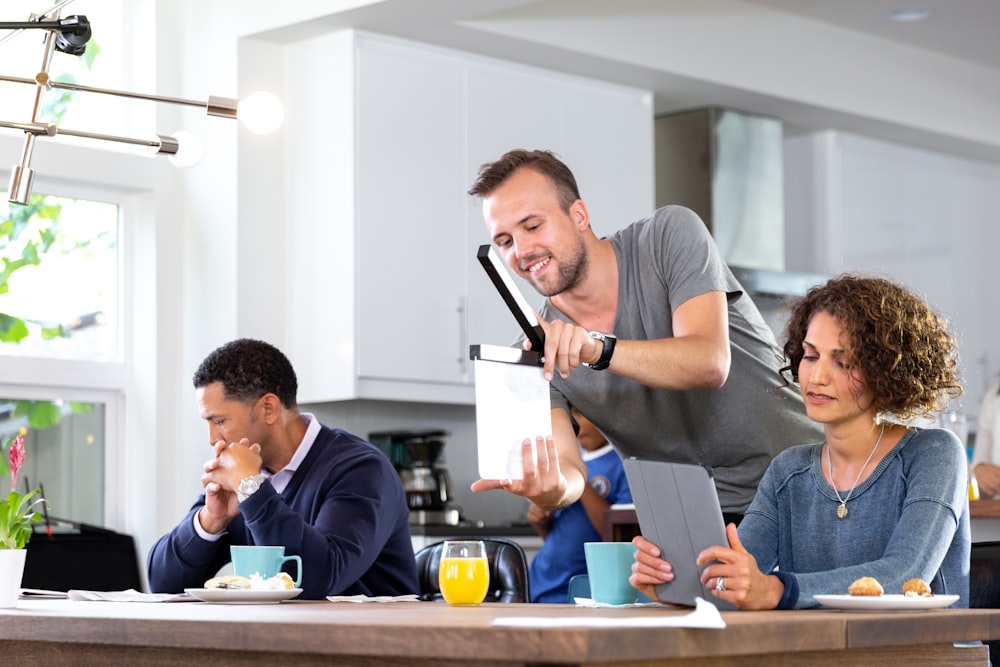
xmin=409 ymin=522 xmax=537 ymax=538
xmin=1 ymin=598 xmax=994 ymax=666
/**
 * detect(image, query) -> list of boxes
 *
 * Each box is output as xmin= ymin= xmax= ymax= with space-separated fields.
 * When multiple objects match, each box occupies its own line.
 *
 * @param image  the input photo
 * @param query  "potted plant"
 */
xmin=0 ymin=432 xmax=44 ymax=607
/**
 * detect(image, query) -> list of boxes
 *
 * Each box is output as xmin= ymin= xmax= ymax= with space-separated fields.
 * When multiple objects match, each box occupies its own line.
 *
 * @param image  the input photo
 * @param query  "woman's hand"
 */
xmin=696 ymin=523 xmax=783 ymax=610
xmin=628 ymin=535 xmax=674 ymax=603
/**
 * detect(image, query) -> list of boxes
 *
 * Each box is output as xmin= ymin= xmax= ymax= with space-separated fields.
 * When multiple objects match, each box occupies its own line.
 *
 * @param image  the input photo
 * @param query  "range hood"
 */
xmin=654 ymin=107 xmax=826 ymax=302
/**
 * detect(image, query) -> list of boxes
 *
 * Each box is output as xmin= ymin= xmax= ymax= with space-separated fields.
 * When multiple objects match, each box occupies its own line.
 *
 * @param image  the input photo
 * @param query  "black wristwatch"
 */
xmin=583 ymin=331 xmax=616 ymax=370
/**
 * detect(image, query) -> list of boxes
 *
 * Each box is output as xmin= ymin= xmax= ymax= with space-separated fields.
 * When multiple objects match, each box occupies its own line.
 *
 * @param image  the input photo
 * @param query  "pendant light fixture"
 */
xmin=0 ymin=1 xmax=283 ymax=204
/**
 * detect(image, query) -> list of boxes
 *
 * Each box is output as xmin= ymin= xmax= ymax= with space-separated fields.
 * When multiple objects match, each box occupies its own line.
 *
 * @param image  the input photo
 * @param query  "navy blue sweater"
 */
xmin=147 ymin=425 xmax=418 ymax=599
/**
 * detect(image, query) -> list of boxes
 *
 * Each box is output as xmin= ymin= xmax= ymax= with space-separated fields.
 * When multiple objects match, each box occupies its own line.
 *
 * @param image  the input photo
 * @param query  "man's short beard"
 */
xmin=536 ymin=241 xmax=588 ymax=297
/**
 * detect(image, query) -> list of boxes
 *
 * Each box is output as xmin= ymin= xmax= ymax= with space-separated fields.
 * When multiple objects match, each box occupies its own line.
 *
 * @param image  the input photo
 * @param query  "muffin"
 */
xmin=902 ymin=578 xmax=932 ymax=597
xmin=847 ymin=576 xmax=884 ymax=596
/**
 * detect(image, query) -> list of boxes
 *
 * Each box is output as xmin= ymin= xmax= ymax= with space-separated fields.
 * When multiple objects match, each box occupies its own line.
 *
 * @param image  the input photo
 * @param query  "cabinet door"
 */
xmin=355 ymin=37 xmax=469 ymax=386
xmin=464 ymin=61 xmax=562 ymax=350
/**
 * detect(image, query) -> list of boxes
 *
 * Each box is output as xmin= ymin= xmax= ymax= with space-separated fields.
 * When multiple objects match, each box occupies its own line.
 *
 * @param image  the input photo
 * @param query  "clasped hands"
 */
xmin=198 ymin=438 xmax=263 ymax=534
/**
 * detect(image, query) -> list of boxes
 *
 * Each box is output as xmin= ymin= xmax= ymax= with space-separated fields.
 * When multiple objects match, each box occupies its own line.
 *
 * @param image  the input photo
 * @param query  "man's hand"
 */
xmin=471 ymin=436 xmax=572 ymax=509
xmin=530 ymin=318 xmax=602 ymax=382
xmin=198 ymin=438 xmax=263 ymax=534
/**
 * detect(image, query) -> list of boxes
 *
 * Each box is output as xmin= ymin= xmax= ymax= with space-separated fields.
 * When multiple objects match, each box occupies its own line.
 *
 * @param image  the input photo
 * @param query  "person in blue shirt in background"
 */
xmin=528 ymin=407 xmax=632 ymax=603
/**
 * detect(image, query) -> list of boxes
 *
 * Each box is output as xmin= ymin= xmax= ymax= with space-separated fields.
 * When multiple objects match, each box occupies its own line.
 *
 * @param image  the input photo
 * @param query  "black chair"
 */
xmin=414 ymin=537 xmax=530 ymax=603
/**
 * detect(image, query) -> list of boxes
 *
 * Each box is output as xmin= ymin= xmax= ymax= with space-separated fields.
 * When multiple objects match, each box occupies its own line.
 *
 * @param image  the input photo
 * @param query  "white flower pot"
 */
xmin=0 ymin=548 xmax=27 ymax=608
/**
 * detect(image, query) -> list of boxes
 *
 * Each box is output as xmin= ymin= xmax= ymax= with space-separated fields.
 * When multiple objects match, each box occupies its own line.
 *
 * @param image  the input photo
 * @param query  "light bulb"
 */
xmin=237 ymin=91 xmax=284 ymax=134
xmin=167 ymin=131 xmax=204 ymax=168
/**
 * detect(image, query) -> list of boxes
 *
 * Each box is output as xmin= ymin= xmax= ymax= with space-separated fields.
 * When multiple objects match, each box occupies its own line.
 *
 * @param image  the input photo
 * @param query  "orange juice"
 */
xmin=438 ymin=556 xmax=489 ymax=605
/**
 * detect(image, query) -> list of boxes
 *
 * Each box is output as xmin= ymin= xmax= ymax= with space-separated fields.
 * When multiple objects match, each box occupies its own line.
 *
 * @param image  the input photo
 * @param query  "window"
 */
xmin=0 ymin=397 xmax=106 ymax=528
xmin=1 ymin=194 xmax=121 ymax=362
xmin=1 ymin=1 xmax=153 ymax=544
xmin=1 ymin=186 xmax=126 ymax=530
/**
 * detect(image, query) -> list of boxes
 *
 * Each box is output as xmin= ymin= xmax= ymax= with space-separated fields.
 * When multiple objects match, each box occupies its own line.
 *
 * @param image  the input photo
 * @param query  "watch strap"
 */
xmin=583 ymin=331 xmax=616 ymax=371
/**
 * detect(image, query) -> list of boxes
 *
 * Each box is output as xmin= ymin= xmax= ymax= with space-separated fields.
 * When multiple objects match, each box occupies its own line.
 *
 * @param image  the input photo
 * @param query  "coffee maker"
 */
xmin=368 ymin=429 xmax=460 ymax=525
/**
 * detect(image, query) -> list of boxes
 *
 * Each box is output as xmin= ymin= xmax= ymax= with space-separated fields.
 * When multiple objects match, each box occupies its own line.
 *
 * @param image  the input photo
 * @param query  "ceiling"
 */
xmin=6 ymin=0 xmax=998 ymax=162
xmin=256 ymin=0 xmax=999 ymax=162
xmin=745 ymin=0 xmax=1000 ymax=70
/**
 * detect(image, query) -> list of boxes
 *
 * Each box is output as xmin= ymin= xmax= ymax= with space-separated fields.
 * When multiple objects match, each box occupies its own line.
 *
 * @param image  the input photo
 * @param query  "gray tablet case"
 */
xmin=622 ymin=458 xmax=737 ymax=610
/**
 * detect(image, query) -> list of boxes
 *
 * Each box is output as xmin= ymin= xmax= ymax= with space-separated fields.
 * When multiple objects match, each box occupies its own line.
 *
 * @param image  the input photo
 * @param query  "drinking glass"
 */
xmin=438 ymin=540 xmax=489 ymax=606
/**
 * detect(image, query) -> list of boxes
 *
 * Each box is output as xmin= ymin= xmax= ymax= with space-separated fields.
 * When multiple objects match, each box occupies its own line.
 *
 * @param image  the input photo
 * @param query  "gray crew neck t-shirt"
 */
xmin=537 ymin=205 xmax=821 ymax=514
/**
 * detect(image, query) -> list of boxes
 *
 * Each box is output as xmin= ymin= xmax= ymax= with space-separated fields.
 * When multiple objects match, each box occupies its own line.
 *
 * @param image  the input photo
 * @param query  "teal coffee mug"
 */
xmin=584 ymin=541 xmax=639 ymax=605
xmin=230 ymin=545 xmax=302 ymax=587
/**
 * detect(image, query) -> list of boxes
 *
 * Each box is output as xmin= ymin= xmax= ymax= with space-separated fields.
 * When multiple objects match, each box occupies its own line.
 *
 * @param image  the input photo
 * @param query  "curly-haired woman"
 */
xmin=630 ymin=274 xmax=969 ymax=609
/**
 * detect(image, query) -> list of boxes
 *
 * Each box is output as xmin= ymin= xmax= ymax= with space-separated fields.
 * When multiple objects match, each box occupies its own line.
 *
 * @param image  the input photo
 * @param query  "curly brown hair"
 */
xmin=781 ymin=274 xmax=962 ymax=421
xmin=467 ymin=149 xmax=580 ymax=213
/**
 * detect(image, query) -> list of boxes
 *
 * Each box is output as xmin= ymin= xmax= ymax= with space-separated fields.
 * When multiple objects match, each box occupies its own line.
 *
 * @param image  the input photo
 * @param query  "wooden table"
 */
xmin=1 ymin=598 xmax=996 ymax=666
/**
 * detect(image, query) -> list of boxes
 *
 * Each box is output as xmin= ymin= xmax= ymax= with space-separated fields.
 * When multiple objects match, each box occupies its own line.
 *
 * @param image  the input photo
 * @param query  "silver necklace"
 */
xmin=825 ymin=422 xmax=886 ymax=519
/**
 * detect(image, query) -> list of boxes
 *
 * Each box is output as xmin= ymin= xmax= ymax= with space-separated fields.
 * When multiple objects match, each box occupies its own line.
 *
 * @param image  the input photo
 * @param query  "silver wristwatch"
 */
xmin=237 ymin=473 xmax=267 ymax=503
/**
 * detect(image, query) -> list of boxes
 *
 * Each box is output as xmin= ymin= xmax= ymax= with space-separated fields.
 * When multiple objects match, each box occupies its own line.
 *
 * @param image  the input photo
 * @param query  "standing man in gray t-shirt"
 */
xmin=467 ymin=149 xmax=821 ymax=517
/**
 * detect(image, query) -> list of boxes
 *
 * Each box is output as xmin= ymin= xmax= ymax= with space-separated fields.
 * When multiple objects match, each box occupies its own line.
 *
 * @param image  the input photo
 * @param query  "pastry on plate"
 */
xmin=847 ymin=576 xmax=884 ymax=596
xmin=250 ymin=572 xmax=296 ymax=590
xmin=204 ymin=574 xmax=251 ymax=590
xmin=902 ymin=578 xmax=932 ymax=597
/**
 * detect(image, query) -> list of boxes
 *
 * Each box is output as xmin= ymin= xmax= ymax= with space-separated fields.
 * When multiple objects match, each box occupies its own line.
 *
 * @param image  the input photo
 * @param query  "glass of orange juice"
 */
xmin=438 ymin=540 xmax=489 ymax=606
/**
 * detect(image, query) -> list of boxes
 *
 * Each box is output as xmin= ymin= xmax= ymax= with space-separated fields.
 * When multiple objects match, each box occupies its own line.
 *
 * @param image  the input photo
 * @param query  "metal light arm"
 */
xmin=1 ymin=2 xmax=272 ymax=204
xmin=0 ymin=73 xmax=241 ymax=119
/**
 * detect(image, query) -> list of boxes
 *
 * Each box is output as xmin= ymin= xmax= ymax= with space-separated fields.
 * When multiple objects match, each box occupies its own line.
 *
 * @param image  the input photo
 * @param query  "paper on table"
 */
xmin=474 ymin=357 xmax=551 ymax=480
xmin=67 ymin=589 xmax=195 ymax=602
xmin=491 ymin=597 xmax=726 ymax=629
xmin=326 ymin=594 xmax=421 ymax=603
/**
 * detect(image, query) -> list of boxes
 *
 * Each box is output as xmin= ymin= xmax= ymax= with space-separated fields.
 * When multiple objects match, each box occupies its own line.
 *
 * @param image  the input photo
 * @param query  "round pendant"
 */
xmin=837 ymin=503 xmax=848 ymax=519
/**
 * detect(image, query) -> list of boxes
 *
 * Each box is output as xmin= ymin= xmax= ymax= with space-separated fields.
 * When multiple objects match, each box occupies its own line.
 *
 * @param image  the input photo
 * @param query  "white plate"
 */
xmin=184 ymin=587 xmax=303 ymax=604
xmin=814 ymin=594 xmax=959 ymax=611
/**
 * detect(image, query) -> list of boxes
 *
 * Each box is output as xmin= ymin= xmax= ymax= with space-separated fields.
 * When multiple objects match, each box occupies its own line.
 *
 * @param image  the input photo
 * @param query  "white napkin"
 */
xmin=67 ymin=589 xmax=194 ymax=603
xmin=326 ymin=594 xmax=422 ymax=603
xmin=491 ymin=597 xmax=726 ymax=629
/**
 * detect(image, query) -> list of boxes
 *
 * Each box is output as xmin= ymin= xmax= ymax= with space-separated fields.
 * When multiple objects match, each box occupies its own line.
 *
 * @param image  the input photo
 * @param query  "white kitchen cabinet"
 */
xmin=784 ymin=131 xmax=1000 ymax=412
xmin=284 ymin=31 xmax=653 ymax=404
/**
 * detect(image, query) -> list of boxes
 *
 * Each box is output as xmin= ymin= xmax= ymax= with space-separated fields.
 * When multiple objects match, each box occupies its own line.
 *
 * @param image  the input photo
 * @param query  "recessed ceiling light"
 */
xmin=887 ymin=8 xmax=932 ymax=22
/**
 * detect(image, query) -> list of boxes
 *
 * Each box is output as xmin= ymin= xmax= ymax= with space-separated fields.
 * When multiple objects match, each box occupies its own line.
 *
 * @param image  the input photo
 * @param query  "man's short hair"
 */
xmin=468 ymin=149 xmax=580 ymax=213
xmin=193 ymin=338 xmax=298 ymax=409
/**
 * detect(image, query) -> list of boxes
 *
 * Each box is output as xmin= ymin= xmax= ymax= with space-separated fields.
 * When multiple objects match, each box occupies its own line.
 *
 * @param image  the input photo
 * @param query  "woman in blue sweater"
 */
xmin=631 ymin=274 xmax=968 ymax=609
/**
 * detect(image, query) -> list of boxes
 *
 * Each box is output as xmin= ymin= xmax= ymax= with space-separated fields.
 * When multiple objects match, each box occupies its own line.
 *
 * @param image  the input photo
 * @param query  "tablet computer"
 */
xmin=622 ymin=458 xmax=736 ymax=610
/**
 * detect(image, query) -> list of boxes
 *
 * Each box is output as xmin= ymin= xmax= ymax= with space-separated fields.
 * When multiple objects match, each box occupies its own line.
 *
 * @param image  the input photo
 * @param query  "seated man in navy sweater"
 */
xmin=147 ymin=338 xmax=418 ymax=599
